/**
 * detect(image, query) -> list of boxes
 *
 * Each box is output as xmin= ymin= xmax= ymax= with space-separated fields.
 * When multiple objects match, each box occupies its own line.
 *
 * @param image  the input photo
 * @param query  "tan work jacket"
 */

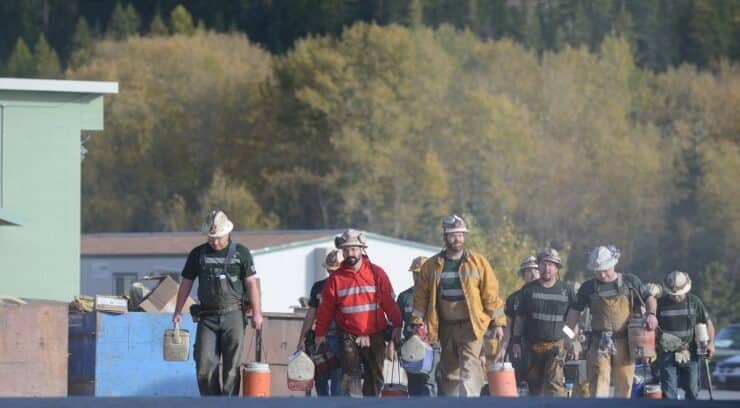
xmin=411 ymin=249 xmax=506 ymax=342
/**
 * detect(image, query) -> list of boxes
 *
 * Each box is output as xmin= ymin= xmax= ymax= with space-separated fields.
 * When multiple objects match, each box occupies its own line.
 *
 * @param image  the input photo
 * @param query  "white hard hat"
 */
xmin=587 ymin=245 xmax=620 ymax=272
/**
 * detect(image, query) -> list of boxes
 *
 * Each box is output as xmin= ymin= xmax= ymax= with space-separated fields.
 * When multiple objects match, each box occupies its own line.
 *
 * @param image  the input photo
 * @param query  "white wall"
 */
xmin=81 ymin=235 xmax=441 ymax=313
xmin=253 ymin=237 xmax=439 ymax=313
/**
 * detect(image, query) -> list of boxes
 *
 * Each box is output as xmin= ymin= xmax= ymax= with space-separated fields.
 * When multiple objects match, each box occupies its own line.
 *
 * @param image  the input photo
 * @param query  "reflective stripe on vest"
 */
xmin=204 ymin=257 xmax=241 ymax=265
xmin=532 ymin=292 xmax=569 ymax=302
xmin=660 ymin=309 xmax=690 ymax=317
xmin=531 ymin=312 xmax=564 ymax=322
xmin=341 ymin=303 xmax=378 ymax=314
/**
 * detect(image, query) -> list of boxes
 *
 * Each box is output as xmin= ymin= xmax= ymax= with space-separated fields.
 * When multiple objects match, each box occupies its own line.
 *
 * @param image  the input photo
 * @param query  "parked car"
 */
xmin=713 ymin=354 xmax=740 ymax=390
xmin=710 ymin=324 xmax=740 ymax=387
xmin=714 ymin=324 xmax=740 ymax=361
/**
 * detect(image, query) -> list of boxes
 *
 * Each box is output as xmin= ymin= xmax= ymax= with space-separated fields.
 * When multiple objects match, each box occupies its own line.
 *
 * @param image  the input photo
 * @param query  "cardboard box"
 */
xmin=138 ymin=276 xmax=195 ymax=313
xmin=95 ymin=295 xmax=128 ymax=314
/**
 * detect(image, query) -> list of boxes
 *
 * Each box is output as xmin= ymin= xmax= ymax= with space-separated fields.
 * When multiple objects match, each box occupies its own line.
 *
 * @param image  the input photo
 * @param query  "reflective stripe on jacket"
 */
xmin=315 ymin=256 xmax=402 ymax=337
xmin=411 ymin=249 xmax=506 ymax=342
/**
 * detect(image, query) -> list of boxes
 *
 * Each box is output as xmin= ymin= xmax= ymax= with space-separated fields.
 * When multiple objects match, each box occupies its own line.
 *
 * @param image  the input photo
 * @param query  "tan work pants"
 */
xmin=438 ymin=320 xmax=484 ymax=397
xmin=526 ymin=340 xmax=566 ymax=397
xmin=587 ymin=335 xmax=634 ymax=398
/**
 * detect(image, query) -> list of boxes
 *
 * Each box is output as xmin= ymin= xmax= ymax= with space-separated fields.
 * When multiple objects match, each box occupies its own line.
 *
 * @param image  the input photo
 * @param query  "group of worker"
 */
xmin=173 ymin=210 xmax=717 ymax=400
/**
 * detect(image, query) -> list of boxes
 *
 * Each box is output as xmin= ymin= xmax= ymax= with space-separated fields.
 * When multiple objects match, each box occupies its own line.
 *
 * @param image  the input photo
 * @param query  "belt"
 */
xmin=199 ymin=303 xmax=242 ymax=316
xmin=529 ymin=339 xmax=564 ymax=353
xmin=591 ymin=330 xmax=627 ymax=339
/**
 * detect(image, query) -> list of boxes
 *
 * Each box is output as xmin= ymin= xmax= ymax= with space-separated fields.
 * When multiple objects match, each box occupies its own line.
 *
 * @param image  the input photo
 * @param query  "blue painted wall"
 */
xmin=69 ymin=312 xmax=199 ymax=396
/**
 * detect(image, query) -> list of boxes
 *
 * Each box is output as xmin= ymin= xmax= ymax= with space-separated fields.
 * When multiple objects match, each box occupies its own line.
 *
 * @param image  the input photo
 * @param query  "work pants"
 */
xmin=314 ymin=335 xmax=342 ymax=396
xmin=407 ymin=342 xmax=441 ymax=396
xmin=587 ymin=335 xmax=634 ymax=398
xmin=526 ymin=339 xmax=566 ymax=397
xmin=659 ymin=351 xmax=699 ymax=400
xmin=194 ymin=309 xmax=246 ymax=396
xmin=339 ymin=331 xmax=385 ymax=397
xmin=438 ymin=320 xmax=484 ymax=397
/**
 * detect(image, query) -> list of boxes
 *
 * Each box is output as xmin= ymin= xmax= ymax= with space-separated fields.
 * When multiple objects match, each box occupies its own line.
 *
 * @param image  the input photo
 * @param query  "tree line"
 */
xmin=2 ymin=0 xmax=740 ymax=76
xmin=65 ymin=22 xmax=739 ymax=325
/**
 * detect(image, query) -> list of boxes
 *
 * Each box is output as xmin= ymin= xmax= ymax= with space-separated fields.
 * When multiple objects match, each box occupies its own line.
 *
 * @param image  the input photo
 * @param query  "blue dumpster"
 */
xmin=69 ymin=312 xmax=199 ymax=396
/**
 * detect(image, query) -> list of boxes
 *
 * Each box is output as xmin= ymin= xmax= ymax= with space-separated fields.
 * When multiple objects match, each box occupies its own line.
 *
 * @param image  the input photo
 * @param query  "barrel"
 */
xmin=487 ymin=362 xmax=518 ymax=397
xmin=643 ymin=384 xmax=662 ymax=399
xmin=628 ymin=320 xmax=656 ymax=359
xmin=242 ymin=363 xmax=271 ymax=397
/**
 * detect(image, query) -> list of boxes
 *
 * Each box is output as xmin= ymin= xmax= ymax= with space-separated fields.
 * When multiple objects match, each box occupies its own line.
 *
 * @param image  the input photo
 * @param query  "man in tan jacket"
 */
xmin=411 ymin=214 xmax=506 ymax=396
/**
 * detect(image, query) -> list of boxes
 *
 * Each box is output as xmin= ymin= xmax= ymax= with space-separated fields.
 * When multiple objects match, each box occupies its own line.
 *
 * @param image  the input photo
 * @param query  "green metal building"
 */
xmin=0 ymin=78 xmax=117 ymax=301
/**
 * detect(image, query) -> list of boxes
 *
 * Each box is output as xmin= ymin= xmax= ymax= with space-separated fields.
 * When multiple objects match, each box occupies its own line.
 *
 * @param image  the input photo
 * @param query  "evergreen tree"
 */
xmin=125 ymin=3 xmax=141 ymax=35
xmin=71 ymin=16 xmax=93 ymax=51
xmin=33 ymin=33 xmax=61 ymax=78
xmin=566 ymin=0 xmax=589 ymax=48
xmin=5 ymin=37 xmax=34 ymax=76
xmin=106 ymin=2 xmax=140 ymax=40
xmin=148 ymin=14 xmax=169 ymax=36
xmin=408 ymin=0 xmax=423 ymax=28
xmin=520 ymin=1 xmax=542 ymax=53
xmin=170 ymin=5 xmax=195 ymax=36
xmin=196 ymin=19 xmax=207 ymax=34
xmin=686 ymin=0 xmax=734 ymax=67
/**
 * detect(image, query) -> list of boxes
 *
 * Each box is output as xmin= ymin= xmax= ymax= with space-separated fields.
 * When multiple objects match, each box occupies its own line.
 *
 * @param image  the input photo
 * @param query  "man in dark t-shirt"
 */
xmin=297 ymin=249 xmax=343 ymax=396
xmin=514 ymin=249 xmax=577 ymax=396
xmin=173 ymin=210 xmax=263 ymax=396
xmin=494 ymin=256 xmax=540 ymax=385
xmin=657 ymin=270 xmax=715 ymax=400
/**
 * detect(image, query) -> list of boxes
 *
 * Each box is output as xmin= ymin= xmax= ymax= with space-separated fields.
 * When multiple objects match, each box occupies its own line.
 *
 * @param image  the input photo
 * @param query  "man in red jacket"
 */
xmin=315 ymin=229 xmax=403 ymax=397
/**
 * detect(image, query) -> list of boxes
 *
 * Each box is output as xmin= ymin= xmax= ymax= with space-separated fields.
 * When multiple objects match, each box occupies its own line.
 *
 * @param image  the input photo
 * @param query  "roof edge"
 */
xmin=0 ymin=78 xmax=118 ymax=94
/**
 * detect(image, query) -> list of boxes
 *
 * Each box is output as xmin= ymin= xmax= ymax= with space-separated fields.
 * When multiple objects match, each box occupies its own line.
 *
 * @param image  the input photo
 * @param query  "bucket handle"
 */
xmin=389 ymin=350 xmax=402 ymax=385
xmin=173 ymin=321 xmax=182 ymax=344
xmin=256 ymin=329 xmax=263 ymax=362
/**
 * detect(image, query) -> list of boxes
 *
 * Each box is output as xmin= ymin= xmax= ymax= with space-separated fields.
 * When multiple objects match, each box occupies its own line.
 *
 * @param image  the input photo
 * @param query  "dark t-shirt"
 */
xmin=517 ymin=280 xmax=577 ymax=342
xmin=572 ymin=273 xmax=648 ymax=312
xmin=397 ymin=287 xmax=415 ymax=339
xmin=308 ymin=278 xmax=328 ymax=308
xmin=657 ymin=293 xmax=709 ymax=345
xmin=181 ymin=241 xmax=255 ymax=309
xmin=504 ymin=289 xmax=522 ymax=318
xmin=439 ymin=256 xmax=464 ymax=301
xmin=309 ymin=277 xmax=337 ymax=334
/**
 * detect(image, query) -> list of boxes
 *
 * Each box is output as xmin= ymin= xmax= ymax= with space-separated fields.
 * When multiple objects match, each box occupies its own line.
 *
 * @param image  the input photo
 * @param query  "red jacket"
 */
xmin=315 ymin=256 xmax=402 ymax=337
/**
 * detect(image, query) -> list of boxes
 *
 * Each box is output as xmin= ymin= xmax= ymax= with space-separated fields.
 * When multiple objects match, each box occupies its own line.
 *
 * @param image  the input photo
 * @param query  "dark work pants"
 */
xmin=340 ymin=331 xmax=385 ymax=397
xmin=194 ymin=309 xmax=246 ymax=396
xmin=407 ymin=341 xmax=440 ymax=396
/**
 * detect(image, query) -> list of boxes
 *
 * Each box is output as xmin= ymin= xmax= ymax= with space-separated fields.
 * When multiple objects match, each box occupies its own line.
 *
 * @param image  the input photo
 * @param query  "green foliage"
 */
xmin=169 ymin=5 xmax=195 ymax=36
xmin=106 ymin=2 xmax=141 ymax=40
xmin=71 ymin=17 xmax=93 ymax=51
xmin=5 ymin=37 xmax=34 ymax=76
xmin=33 ymin=33 xmax=61 ymax=78
xmin=695 ymin=262 xmax=738 ymax=327
xmin=68 ymin=32 xmax=273 ymax=232
xmin=2 ymin=0 xmax=740 ymax=72
xmin=148 ymin=14 xmax=169 ymax=37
